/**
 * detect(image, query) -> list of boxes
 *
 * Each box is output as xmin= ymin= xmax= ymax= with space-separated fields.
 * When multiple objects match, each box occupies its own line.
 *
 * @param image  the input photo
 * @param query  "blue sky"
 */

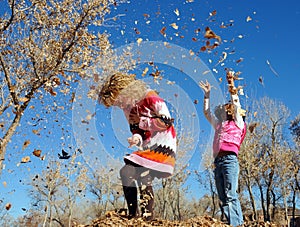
xmin=1 ymin=0 xmax=300 ymax=219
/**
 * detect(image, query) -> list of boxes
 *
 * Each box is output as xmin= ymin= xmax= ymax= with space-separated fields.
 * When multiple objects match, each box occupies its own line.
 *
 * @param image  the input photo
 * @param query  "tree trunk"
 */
xmin=291 ymin=187 xmax=296 ymax=227
xmin=258 ymin=184 xmax=266 ymax=221
xmin=247 ymin=180 xmax=257 ymax=220
xmin=0 ymin=112 xmax=22 ymax=174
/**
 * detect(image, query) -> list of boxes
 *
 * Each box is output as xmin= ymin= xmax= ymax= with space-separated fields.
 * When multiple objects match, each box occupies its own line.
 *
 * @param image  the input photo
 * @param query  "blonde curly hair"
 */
xmin=99 ymin=72 xmax=147 ymax=107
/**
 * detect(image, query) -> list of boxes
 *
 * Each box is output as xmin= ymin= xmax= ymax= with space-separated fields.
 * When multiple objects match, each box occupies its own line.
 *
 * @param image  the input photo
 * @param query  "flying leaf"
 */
xmin=259 ymin=76 xmax=264 ymax=86
xmin=248 ymin=122 xmax=258 ymax=133
xmin=5 ymin=203 xmax=12 ymax=210
xmin=160 ymin=27 xmax=167 ymax=36
xmin=236 ymin=58 xmax=244 ymax=64
xmin=58 ymin=149 xmax=71 ymax=159
xmin=209 ymin=10 xmax=217 ymax=17
xmin=33 ymin=149 xmax=42 ymax=157
xmin=170 ymin=23 xmax=178 ymax=30
xmin=142 ymin=67 xmax=149 ymax=77
xmin=21 ymin=156 xmax=30 ymax=163
xmin=174 ymin=8 xmax=180 ymax=16
xmin=204 ymin=27 xmax=221 ymax=42
xmin=266 ymin=60 xmax=279 ymax=77
xmin=246 ymin=16 xmax=252 ymax=22
xmin=137 ymin=38 xmax=143 ymax=46
xmin=22 ymin=140 xmax=31 ymax=150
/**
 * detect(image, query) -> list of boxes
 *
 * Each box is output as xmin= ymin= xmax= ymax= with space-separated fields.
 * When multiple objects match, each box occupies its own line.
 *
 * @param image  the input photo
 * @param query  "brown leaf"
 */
xmin=200 ymin=46 xmax=206 ymax=51
xmin=236 ymin=58 xmax=244 ymax=64
xmin=53 ymin=77 xmax=61 ymax=85
xmin=49 ymin=87 xmax=57 ymax=96
xmin=22 ymin=140 xmax=31 ymax=150
xmin=33 ymin=149 xmax=42 ymax=157
xmin=21 ymin=156 xmax=30 ymax=163
xmin=204 ymin=27 xmax=221 ymax=42
xmin=160 ymin=27 xmax=166 ymax=36
xmin=248 ymin=122 xmax=258 ymax=133
xmin=134 ymin=28 xmax=140 ymax=34
xmin=209 ymin=10 xmax=217 ymax=16
xmin=5 ymin=203 xmax=12 ymax=210
xmin=32 ymin=129 xmax=41 ymax=135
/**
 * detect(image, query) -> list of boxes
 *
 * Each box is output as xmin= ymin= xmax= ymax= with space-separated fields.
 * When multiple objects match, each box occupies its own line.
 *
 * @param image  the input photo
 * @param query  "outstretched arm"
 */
xmin=226 ymin=71 xmax=245 ymax=129
xmin=199 ymin=80 xmax=217 ymax=128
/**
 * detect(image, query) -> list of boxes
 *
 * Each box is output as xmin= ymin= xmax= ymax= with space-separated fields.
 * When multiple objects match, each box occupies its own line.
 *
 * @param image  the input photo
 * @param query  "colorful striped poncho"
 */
xmin=123 ymin=90 xmax=177 ymax=177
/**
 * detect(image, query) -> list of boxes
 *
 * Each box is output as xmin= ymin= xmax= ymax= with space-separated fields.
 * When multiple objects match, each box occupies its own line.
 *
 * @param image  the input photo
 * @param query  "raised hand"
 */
xmin=199 ymin=80 xmax=211 ymax=96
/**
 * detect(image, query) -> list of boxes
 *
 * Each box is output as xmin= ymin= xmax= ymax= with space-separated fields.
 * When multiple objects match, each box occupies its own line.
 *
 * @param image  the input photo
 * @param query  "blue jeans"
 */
xmin=214 ymin=154 xmax=243 ymax=227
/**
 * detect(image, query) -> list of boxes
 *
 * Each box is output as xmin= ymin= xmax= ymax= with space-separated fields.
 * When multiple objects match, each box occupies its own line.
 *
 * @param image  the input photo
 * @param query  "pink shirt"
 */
xmin=203 ymin=94 xmax=246 ymax=157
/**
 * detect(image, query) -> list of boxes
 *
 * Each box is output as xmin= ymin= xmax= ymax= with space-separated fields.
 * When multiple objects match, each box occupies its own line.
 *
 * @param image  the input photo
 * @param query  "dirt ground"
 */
xmin=77 ymin=211 xmax=280 ymax=227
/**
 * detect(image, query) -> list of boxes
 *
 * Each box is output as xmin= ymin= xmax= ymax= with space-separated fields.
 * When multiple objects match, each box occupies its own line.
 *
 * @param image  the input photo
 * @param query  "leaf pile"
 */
xmin=76 ymin=210 xmax=280 ymax=227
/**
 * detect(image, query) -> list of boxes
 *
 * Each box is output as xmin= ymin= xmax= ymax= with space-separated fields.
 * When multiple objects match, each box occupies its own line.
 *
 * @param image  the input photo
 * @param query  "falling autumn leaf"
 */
xmin=150 ymin=70 xmax=161 ymax=80
xmin=137 ymin=38 xmax=143 ymax=46
xmin=174 ymin=8 xmax=180 ymax=16
xmin=266 ymin=60 xmax=280 ymax=77
xmin=21 ymin=156 xmax=30 ymax=163
xmin=142 ymin=67 xmax=149 ymax=77
xmin=194 ymin=28 xmax=201 ymax=33
xmin=246 ymin=16 xmax=252 ymax=22
xmin=32 ymin=129 xmax=41 ymax=135
xmin=170 ymin=23 xmax=178 ymax=30
xmin=254 ymin=111 xmax=258 ymax=117
xmin=134 ymin=28 xmax=140 ymax=35
xmin=209 ymin=10 xmax=217 ymax=17
xmin=33 ymin=149 xmax=42 ymax=157
xmin=5 ymin=203 xmax=12 ymax=210
xmin=200 ymin=46 xmax=206 ymax=52
xmin=216 ymin=52 xmax=227 ymax=65
xmin=160 ymin=27 xmax=166 ymax=36
xmin=236 ymin=58 xmax=244 ymax=64
xmin=204 ymin=27 xmax=221 ymax=42
xmin=22 ymin=140 xmax=31 ymax=150
xmin=49 ymin=87 xmax=57 ymax=96
xmin=248 ymin=122 xmax=258 ymax=133
xmin=52 ymin=77 xmax=60 ymax=85
xmin=259 ymin=76 xmax=264 ymax=86
xmin=202 ymin=70 xmax=210 ymax=75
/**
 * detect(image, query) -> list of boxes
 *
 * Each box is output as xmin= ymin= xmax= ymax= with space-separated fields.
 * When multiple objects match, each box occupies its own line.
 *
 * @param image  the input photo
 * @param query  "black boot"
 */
xmin=123 ymin=186 xmax=138 ymax=218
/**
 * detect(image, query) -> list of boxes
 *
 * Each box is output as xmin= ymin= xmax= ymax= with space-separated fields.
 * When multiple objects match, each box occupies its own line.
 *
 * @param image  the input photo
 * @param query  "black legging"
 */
xmin=119 ymin=162 xmax=154 ymax=220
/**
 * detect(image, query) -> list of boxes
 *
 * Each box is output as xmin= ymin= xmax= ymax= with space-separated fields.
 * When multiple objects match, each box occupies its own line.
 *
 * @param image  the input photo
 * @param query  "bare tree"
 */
xmin=0 ymin=0 xmax=124 ymax=172
xmin=29 ymin=160 xmax=67 ymax=227
xmin=289 ymin=114 xmax=300 ymax=227
xmin=239 ymin=96 xmax=292 ymax=222
xmin=87 ymin=164 xmax=123 ymax=218
xmin=194 ymin=149 xmax=219 ymax=219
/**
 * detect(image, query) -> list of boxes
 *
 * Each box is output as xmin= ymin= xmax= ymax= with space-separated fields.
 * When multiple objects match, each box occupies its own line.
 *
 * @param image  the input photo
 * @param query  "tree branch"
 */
xmin=0 ymin=53 xmax=19 ymax=106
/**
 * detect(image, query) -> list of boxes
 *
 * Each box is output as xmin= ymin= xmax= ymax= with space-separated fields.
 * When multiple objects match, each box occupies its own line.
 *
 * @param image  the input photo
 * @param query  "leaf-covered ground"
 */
xmin=76 ymin=211 xmax=279 ymax=227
